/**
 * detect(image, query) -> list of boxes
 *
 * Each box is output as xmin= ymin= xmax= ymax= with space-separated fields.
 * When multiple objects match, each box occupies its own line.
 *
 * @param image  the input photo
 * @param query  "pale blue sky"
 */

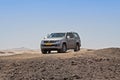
xmin=0 ymin=0 xmax=120 ymax=49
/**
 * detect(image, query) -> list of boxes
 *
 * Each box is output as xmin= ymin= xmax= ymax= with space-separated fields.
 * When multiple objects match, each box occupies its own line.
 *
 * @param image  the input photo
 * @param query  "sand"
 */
xmin=0 ymin=48 xmax=120 ymax=80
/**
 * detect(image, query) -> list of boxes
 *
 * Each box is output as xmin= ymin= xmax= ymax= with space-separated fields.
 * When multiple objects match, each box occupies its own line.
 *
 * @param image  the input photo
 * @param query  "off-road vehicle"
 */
xmin=41 ymin=32 xmax=81 ymax=54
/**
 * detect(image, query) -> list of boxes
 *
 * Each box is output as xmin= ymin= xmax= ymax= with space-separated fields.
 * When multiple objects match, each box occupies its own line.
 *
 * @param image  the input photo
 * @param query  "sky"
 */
xmin=0 ymin=0 xmax=120 ymax=49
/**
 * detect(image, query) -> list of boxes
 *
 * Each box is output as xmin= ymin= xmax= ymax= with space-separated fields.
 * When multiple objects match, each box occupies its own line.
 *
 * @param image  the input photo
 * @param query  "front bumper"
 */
xmin=41 ymin=43 xmax=62 ymax=50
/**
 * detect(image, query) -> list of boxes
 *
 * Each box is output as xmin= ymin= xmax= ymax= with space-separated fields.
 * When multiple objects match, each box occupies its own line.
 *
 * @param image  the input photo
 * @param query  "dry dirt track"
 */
xmin=0 ymin=48 xmax=120 ymax=80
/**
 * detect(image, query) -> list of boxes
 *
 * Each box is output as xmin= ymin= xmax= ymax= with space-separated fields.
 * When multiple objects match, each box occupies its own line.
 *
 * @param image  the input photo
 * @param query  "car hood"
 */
xmin=42 ymin=38 xmax=63 ymax=41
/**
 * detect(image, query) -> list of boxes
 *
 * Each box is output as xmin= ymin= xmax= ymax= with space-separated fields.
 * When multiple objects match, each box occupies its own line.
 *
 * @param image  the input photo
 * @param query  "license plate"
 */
xmin=45 ymin=43 xmax=52 ymax=46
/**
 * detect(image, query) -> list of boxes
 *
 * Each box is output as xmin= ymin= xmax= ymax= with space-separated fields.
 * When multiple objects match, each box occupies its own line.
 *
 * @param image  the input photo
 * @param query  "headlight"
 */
xmin=41 ymin=40 xmax=44 ymax=44
xmin=55 ymin=40 xmax=61 ymax=43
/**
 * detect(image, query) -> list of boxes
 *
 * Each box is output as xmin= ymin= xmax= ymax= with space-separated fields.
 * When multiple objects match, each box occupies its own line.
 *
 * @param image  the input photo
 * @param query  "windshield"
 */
xmin=47 ymin=33 xmax=65 ymax=38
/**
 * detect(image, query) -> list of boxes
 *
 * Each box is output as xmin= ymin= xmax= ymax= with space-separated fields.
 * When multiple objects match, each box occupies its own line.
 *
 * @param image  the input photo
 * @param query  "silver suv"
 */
xmin=41 ymin=32 xmax=81 ymax=54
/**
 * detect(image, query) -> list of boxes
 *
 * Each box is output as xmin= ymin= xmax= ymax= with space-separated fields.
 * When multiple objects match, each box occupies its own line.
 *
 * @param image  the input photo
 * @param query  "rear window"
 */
xmin=74 ymin=33 xmax=80 ymax=38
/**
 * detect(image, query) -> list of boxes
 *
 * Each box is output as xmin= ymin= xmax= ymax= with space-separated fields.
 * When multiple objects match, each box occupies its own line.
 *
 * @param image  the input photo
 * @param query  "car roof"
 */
xmin=50 ymin=32 xmax=77 ymax=33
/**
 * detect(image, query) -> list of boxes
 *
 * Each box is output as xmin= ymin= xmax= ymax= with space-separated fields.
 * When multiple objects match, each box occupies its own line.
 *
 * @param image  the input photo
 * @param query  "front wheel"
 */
xmin=41 ymin=49 xmax=47 ymax=54
xmin=58 ymin=44 xmax=67 ymax=53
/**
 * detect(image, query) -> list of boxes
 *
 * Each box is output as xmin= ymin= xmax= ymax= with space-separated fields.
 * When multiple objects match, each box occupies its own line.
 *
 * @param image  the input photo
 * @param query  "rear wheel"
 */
xmin=58 ymin=44 xmax=67 ymax=53
xmin=74 ymin=43 xmax=80 ymax=52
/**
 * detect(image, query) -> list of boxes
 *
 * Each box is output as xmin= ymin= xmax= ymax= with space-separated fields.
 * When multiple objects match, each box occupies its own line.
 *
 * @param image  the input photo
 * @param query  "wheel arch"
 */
xmin=76 ymin=42 xmax=80 ymax=47
xmin=62 ymin=42 xmax=67 ymax=49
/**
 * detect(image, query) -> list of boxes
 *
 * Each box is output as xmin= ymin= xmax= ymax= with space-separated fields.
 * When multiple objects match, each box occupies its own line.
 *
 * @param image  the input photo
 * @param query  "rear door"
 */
xmin=67 ymin=33 xmax=75 ymax=49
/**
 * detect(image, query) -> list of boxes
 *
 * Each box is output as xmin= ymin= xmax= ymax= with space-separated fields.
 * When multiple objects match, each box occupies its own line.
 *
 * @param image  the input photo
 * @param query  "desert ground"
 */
xmin=0 ymin=48 xmax=120 ymax=80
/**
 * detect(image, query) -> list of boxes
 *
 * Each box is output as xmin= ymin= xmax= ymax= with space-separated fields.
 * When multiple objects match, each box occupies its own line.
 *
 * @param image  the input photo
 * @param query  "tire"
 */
xmin=41 ymin=49 xmax=47 ymax=54
xmin=58 ymin=44 xmax=67 ymax=53
xmin=48 ymin=50 xmax=51 ymax=53
xmin=74 ymin=43 xmax=80 ymax=52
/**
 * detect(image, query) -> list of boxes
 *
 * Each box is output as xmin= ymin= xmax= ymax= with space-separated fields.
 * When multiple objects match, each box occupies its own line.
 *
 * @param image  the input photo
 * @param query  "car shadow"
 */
xmin=42 ymin=50 xmax=72 ymax=54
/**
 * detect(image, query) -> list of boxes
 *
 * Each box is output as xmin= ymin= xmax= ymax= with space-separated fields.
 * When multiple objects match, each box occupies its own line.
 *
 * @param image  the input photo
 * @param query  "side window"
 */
xmin=67 ymin=33 xmax=74 ymax=38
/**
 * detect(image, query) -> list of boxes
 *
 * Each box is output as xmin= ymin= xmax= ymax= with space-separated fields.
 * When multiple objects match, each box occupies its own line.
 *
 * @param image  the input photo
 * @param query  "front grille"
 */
xmin=44 ymin=41 xmax=56 ymax=43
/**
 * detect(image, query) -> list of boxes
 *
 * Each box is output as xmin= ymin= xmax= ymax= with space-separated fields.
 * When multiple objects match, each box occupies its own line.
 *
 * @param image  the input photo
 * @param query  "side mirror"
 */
xmin=44 ymin=34 xmax=49 ymax=39
xmin=44 ymin=36 xmax=47 ymax=39
xmin=67 ymin=36 xmax=70 ymax=39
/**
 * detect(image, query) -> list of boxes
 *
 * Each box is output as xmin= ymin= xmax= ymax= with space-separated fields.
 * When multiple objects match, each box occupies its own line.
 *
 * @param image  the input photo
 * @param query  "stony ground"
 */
xmin=0 ymin=48 xmax=120 ymax=80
